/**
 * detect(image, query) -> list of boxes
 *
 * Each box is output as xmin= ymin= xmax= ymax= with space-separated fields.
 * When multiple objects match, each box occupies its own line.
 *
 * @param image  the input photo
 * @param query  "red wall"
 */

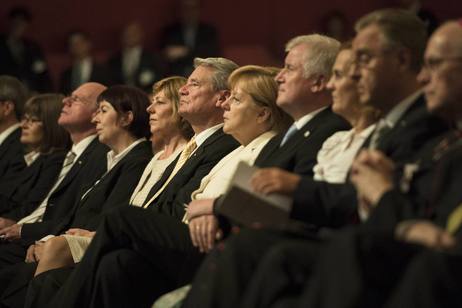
xmin=1 ymin=0 xmax=460 ymax=85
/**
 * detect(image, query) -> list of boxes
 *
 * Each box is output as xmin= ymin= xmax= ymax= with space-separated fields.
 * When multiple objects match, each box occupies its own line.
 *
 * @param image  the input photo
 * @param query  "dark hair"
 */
xmin=152 ymin=76 xmax=194 ymax=140
xmin=0 ymin=75 xmax=29 ymax=120
xmin=8 ymin=6 xmax=32 ymax=22
xmin=355 ymin=9 xmax=427 ymax=72
xmin=97 ymin=85 xmax=150 ymax=139
xmin=23 ymin=94 xmax=71 ymax=153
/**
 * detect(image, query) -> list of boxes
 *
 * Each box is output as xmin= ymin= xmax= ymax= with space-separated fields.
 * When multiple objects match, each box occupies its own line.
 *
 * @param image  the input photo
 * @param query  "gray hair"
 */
xmin=355 ymin=8 xmax=427 ymax=72
xmin=286 ymin=34 xmax=341 ymax=79
xmin=0 ymin=75 xmax=29 ymax=119
xmin=193 ymin=57 xmax=238 ymax=91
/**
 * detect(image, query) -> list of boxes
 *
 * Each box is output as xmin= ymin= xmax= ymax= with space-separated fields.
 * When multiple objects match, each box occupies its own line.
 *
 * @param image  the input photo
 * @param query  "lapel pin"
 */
xmin=304 ymin=131 xmax=310 ymax=138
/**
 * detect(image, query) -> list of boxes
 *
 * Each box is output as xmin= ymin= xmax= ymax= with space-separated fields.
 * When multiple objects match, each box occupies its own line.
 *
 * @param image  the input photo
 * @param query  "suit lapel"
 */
xmin=51 ymin=139 xmax=99 ymax=196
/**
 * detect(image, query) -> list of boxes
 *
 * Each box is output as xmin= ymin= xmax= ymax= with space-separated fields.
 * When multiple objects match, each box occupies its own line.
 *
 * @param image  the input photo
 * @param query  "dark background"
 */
xmin=1 ymin=0 xmax=460 ymax=86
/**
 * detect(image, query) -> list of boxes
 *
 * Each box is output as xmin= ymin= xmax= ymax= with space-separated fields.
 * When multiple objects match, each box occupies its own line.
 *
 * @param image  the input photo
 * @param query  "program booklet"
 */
xmin=218 ymin=161 xmax=293 ymax=228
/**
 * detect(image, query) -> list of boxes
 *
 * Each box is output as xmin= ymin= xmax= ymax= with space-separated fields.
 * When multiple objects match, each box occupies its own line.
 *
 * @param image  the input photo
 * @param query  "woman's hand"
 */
xmin=185 ymin=199 xmax=215 ymax=222
xmin=188 ymin=215 xmax=222 ymax=253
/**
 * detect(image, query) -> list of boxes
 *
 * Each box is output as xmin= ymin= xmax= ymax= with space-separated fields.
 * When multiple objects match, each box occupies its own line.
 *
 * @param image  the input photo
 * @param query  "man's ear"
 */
xmin=215 ymin=90 xmax=230 ymax=108
xmin=1 ymin=101 xmax=15 ymax=118
xmin=397 ymin=48 xmax=412 ymax=73
xmin=310 ymin=75 xmax=328 ymax=93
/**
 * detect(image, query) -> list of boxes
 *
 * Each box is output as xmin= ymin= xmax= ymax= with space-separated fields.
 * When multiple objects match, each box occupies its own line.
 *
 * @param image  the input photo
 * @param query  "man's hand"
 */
xmin=396 ymin=220 xmax=456 ymax=250
xmin=0 ymin=217 xmax=16 ymax=230
xmin=251 ymin=167 xmax=301 ymax=196
xmin=188 ymin=215 xmax=222 ymax=253
xmin=65 ymin=228 xmax=95 ymax=238
xmin=0 ymin=224 xmax=21 ymax=241
xmin=185 ymin=199 xmax=215 ymax=222
xmin=350 ymin=150 xmax=395 ymax=206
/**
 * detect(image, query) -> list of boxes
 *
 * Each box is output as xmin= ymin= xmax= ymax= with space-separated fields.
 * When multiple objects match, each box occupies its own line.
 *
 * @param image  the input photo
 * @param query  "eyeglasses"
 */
xmin=423 ymin=57 xmax=462 ymax=72
xmin=21 ymin=116 xmax=42 ymax=125
xmin=63 ymin=95 xmax=91 ymax=106
xmin=354 ymin=48 xmax=395 ymax=68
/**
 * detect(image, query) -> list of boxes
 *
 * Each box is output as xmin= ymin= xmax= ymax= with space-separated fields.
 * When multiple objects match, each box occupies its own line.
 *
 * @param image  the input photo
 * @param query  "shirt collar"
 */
xmin=384 ymin=90 xmax=422 ymax=128
xmin=24 ymin=151 xmax=40 ymax=166
xmin=106 ymin=138 xmax=146 ymax=171
xmin=0 ymin=123 xmax=20 ymax=146
xmin=293 ymin=107 xmax=327 ymax=130
xmin=71 ymin=135 xmax=97 ymax=159
xmin=194 ymin=123 xmax=223 ymax=148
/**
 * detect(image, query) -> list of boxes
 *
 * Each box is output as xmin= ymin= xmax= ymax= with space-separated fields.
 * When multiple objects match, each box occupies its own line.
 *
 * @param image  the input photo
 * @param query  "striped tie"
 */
xmin=142 ymin=138 xmax=197 ymax=208
xmin=446 ymin=203 xmax=462 ymax=234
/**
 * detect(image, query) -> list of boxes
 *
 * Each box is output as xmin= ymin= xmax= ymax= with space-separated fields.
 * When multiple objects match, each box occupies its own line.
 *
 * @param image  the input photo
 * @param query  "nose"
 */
xmin=417 ymin=66 xmax=430 ymax=86
xmin=179 ymin=84 xmax=188 ymax=96
xmin=221 ymin=97 xmax=231 ymax=111
xmin=275 ymin=69 xmax=284 ymax=84
xmin=146 ymin=102 xmax=155 ymax=114
xmin=91 ymin=111 xmax=100 ymax=124
xmin=62 ymin=96 xmax=72 ymax=106
xmin=326 ymin=75 xmax=335 ymax=91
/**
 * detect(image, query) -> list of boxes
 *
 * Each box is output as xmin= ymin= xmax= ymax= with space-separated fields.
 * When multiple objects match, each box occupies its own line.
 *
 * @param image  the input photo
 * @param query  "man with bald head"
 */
xmin=281 ymin=20 xmax=462 ymax=308
xmin=0 ymin=82 xmax=109 ymax=269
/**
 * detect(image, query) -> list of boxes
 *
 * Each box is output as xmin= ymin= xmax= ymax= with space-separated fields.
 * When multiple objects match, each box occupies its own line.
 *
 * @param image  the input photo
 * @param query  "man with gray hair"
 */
xmin=183 ymin=9 xmax=451 ymax=308
xmin=26 ymin=57 xmax=240 ymax=308
xmin=0 ymin=75 xmax=28 ymax=183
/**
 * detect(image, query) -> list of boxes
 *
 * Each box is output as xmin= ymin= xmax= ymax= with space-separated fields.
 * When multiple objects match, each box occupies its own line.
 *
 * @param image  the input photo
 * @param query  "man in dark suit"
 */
xmin=59 ymin=32 xmax=110 ymax=94
xmin=0 ymin=75 xmax=28 ymax=184
xmin=0 ymin=82 xmax=108 ymax=270
xmin=0 ymin=7 xmax=52 ymax=93
xmin=160 ymin=0 xmax=220 ymax=76
xmin=182 ymin=9 xmax=452 ymax=308
xmin=22 ymin=57 xmax=239 ymax=307
xmin=290 ymin=19 xmax=462 ymax=308
xmin=107 ymin=22 xmax=163 ymax=92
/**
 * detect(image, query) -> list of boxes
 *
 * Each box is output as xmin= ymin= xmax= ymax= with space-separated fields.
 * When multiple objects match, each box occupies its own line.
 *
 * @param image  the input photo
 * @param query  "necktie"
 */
xmin=280 ymin=124 xmax=298 ymax=147
xmin=368 ymin=119 xmax=392 ymax=150
xmin=142 ymin=138 xmax=197 ymax=208
xmin=57 ymin=151 xmax=77 ymax=183
xmin=16 ymin=151 xmax=76 ymax=224
xmin=446 ymin=203 xmax=462 ymax=234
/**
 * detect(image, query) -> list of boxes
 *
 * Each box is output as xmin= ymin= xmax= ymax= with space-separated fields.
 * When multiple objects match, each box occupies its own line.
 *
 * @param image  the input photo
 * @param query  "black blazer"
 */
xmin=0 ymin=128 xmax=26 ymax=185
xmin=147 ymin=128 xmax=239 ymax=220
xmin=48 ymin=141 xmax=153 ymax=236
xmin=290 ymin=95 xmax=451 ymax=228
xmin=107 ymin=49 xmax=163 ymax=91
xmin=59 ymin=62 xmax=111 ymax=94
xmin=0 ymin=150 xmax=67 ymax=215
xmin=160 ymin=22 xmax=220 ymax=76
xmin=255 ymin=106 xmax=350 ymax=176
xmin=20 ymin=139 xmax=109 ymax=242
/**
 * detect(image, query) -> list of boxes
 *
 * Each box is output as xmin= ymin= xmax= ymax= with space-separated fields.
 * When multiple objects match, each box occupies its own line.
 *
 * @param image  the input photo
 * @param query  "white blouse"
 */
xmin=191 ymin=131 xmax=276 ymax=200
xmin=313 ymin=125 xmax=376 ymax=183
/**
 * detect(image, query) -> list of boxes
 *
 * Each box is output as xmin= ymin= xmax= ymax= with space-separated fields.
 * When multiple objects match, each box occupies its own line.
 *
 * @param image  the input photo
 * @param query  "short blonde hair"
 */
xmin=228 ymin=65 xmax=293 ymax=133
xmin=286 ymin=34 xmax=340 ymax=78
xmin=152 ymin=76 xmax=193 ymax=139
xmin=193 ymin=57 xmax=238 ymax=91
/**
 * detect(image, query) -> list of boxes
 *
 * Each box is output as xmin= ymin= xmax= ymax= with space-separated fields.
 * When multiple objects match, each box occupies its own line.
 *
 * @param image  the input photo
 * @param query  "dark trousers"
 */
xmin=384 ymin=249 xmax=462 ymax=308
xmin=26 ymin=206 xmax=204 ymax=308
xmin=183 ymin=228 xmax=320 ymax=308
